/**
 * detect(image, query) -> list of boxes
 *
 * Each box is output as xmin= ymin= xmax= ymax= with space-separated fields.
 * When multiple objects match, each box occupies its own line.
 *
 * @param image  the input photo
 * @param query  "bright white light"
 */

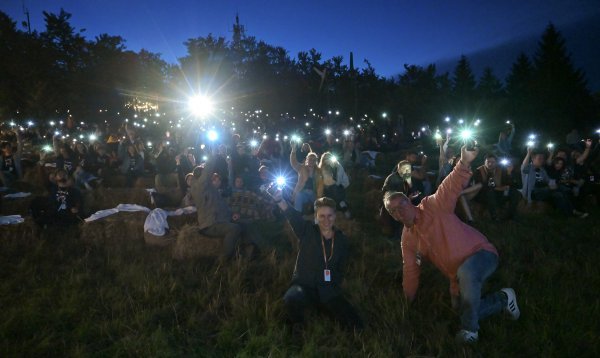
xmin=460 ymin=129 xmax=473 ymax=140
xmin=291 ymin=135 xmax=301 ymax=143
xmin=27 ymin=121 xmax=34 ymax=126
xmin=446 ymin=128 xmax=453 ymax=134
xmin=305 ymin=122 xmax=310 ymax=127
xmin=207 ymin=130 xmax=218 ymax=142
xmin=343 ymin=130 xmax=350 ymax=136
xmin=250 ymin=139 xmax=258 ymax=148
xmin=458 ymin=119 xmax=464 ymax=124
xmin=54 ymin=131 xmax=60 ymax=136
xmin=49 ymin=121 xmax=55 ymax=126
xmin=283 ymin=135 xmax=288 ymax=140
xmin=89 ymin=134 xmax=97 ymax=141
xmin=59 ymin=121 xmax=64 ymax=125
xmin=188 ymin=95 xmax=214 ymax=117
xmin=506 ymin=120 xmax=511 ymax=124
xmin=596 ymin=129 xmax=600 ymax=134
xmin=262 ymin=134 xmax=268 ymax=140
xmin=547 ymin=143 xmax=554 ymax=149
xmin=528 ymin=134 xmax=536 ymax=140
xmin=147 ymin=141 xmax=153 ymax=147
xmin=79 ymin=134 xmax=84 ymax=139
xmin=202 ymin=155 xmax=208 ymax=161
xmin=275 ymin=176 xmax=286 ymax=188
xmin=527 ymin=140 xmax=535 ymax=147
xmin=434 ymin=132 xmax=443 ymax=140
xmin=42 ymin=145 xmax=52 ymax=152
xmin=500 ymin=158 xmax=509 ymax=166
xmin=382 ymin=112 xmax=388 ymax=118
xmin=445 ymin=117 xmax=450 ymax=122
xmin=335 ymin=110 xmax=340 ymax=116
xmin=325 ymin=128 xmax=332 ymax=135
xmin=421 ymin=127 xmax=426 ymax=132
xmin=9 ymin=121 xmax=16 ymax=126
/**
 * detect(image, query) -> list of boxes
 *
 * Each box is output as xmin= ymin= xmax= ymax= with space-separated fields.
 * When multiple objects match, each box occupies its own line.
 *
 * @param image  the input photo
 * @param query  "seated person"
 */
xmin=317 ymin=152 xmax=352 ymax=218
xmin=474 ymin=154 xmax=521 ymax=221
xmin=32 ymin=169 xmax=83 ymax=227
xmin=119 ymin=144 xmax=144 ymax=187
xmin=268 ymin=193 xmax=363 ymax=334
xmin=290 ymin=142 xmax=320 ymax=214
xmin=0 ymin=129 xmax=23 ymax=187
xmin=520 ymin=147 xmax=588 ymax=218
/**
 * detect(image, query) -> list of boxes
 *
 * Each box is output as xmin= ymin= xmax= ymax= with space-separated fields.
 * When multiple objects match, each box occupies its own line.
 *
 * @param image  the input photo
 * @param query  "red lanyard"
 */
xmin=321 ymin=232 xmax=335 ymax=269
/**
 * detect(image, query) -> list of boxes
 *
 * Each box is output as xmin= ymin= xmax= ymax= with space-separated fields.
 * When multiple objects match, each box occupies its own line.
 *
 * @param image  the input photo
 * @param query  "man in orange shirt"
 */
xmin=384 ymin=145 xmax=520 ymax=344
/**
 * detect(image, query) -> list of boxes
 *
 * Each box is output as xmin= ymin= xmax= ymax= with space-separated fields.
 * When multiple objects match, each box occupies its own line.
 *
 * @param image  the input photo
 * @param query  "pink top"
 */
xmin=401 ymin=160 xmax=498 ymax=300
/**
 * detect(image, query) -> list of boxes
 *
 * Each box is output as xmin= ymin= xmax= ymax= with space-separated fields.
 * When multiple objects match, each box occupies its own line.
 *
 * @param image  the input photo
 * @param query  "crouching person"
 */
xmin=383 ymin=145 xmax=520 ymax=344
xmin=32 ymin=169 xmax=82 ymax=227
xmin=191 ymin=157 xmax=259 ymax=260
xmin=268 ymin=188 xmax=363 ymax=336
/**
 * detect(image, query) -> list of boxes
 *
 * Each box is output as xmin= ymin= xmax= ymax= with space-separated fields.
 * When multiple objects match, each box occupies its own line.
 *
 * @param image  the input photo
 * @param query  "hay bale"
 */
xmin=0 ymin=218 xmax=40 ymax=248
xmin=81 ymin=211 xmax=148 ymax=245
xmin=364 ymin=189 xmax=384 ymax=219
xmin=171 ymin=225 xmax=221 ymax=260
xmin=144 ymin=212 xmax=196 ymax=247
xmin=134 ymin=176 xmax=155 ymax=189
xmin=0 ymin=195 xmax=35 ymax=216
xmin=84 ymin=187 xmax=152 ymax=213
xmin=363 ymin=175 xmax=385 ymax=192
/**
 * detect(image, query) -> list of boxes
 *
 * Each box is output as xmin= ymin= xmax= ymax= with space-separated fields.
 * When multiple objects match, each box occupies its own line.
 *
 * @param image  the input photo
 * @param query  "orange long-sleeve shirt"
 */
xmin=401 ymin=160 xmax=498 ymax=301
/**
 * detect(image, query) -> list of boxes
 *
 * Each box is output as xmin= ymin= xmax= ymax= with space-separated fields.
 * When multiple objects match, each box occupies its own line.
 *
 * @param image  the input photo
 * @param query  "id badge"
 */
xmin=324 ymin=269 xmax=331 ymax=282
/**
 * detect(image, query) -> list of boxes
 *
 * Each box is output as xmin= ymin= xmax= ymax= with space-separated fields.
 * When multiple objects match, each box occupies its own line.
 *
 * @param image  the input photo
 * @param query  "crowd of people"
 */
xmin=1 ymin=116 xmax=599 ymax=343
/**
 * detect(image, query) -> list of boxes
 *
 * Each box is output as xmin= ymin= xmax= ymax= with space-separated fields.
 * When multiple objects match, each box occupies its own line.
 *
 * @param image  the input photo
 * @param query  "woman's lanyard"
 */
xmin=321 ymin=232 xmax=335 ymax=282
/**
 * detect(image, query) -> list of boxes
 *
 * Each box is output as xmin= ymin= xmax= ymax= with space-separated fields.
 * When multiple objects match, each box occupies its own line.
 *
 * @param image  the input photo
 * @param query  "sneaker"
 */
xmin=455 ymin=329 xmax=478 ymax=344
xmin=500 ymin=288 xmax=520 ymax=320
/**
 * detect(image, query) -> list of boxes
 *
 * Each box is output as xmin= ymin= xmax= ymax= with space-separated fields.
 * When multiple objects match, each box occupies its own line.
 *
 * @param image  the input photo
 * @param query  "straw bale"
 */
xmin=1 ymin=195 xmax=35 ymax=216
xmin=134 ymin=176 xmax=155 ymax=189
xmin=364 ymin=189 xmax=384 ymax=219
xmin=144 ymin=212 xmax=196 ymax=247
xmin=0 ymin=217 xmax=40 ymax=247
xmin=84 ymin=187 xmax=152 ymax=213
xmin=81 ymin=211 xmax=147 ymax=245
xmin=363 ymin=175 xmax=385 ymax=192
xmin=171 ymin=225 xmax=221 ymax=260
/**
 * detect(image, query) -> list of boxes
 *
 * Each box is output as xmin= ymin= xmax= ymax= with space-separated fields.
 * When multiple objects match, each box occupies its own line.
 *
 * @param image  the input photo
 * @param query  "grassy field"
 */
xmin=1 ymin=203 xmax=599 ymax=357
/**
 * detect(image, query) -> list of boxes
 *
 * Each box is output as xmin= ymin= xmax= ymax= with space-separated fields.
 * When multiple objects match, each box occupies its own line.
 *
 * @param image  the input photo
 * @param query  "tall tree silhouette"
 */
xmin=531 ymin=23 xmax=593 ymax=134
xmin=452 ymin=55 xmax=476 ymax=116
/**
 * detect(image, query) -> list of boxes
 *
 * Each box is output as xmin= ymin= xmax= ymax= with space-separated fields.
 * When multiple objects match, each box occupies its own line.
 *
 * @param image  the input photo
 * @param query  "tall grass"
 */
xmin=1 ymin=204 xmax=599 ymax=356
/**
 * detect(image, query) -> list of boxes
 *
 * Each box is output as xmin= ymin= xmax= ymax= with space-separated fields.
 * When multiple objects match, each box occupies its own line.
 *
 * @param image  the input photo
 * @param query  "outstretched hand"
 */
xmin=460 ymin=145 xmax=479 ymax=165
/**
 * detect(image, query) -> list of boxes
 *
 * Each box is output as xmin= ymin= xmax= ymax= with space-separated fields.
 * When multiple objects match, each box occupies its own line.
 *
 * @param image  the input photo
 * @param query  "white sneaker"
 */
xmin=455 ymin=329 xmax=478 ymax=344
xmin=501 ymin=288 xmax=520 ymax=320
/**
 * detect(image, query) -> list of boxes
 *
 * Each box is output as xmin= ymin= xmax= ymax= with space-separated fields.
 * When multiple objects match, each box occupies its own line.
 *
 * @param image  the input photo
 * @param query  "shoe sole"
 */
xmin=502 ymin=288 xmax=520 ymax=320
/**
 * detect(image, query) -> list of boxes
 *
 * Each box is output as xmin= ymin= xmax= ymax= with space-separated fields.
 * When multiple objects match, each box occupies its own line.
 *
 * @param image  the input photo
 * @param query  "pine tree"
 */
xmin=451 ymin=55 xmax=476 ymax=115
xmin=531 ymin=23 xmax=593 ymax=134
xmin=477 ymin=67 xmax=503 ymax=99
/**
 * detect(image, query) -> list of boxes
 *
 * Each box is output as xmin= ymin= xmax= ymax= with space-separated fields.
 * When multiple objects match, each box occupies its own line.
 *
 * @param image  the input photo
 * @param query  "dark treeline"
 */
xmin=0 ymin=9 xmax=597 ymax=137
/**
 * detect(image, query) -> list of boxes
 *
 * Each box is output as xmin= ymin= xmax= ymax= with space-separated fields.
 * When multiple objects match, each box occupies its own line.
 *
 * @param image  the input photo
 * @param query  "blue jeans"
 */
xmin=457 ymin=250 xmax=507 ymax=331
xmin=294 ymin=189 xmax=315 ymax=213
xmin=531 ymin=187 xmax=573 ymax=215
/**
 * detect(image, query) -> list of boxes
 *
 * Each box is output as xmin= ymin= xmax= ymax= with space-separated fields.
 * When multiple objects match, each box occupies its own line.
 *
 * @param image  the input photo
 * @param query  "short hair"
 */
xmin=306 ymin=152 xmax=318 ymax=161
xmin=485 ymin=153 xmax=497 ymax=160
xmin=383 ymin=191 xmax=409 ymax=211
xmin=396 ymin=160 xmax=411 ymax=169
xmin=314 ymin=197 xmax=336 ymax=212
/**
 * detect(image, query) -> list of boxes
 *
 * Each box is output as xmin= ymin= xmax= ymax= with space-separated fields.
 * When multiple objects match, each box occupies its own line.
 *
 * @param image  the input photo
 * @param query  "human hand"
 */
xmin=460 ymin=145 xmax=479 ymax=165
xmin=527 ymin=146 xmax=533 ymax=156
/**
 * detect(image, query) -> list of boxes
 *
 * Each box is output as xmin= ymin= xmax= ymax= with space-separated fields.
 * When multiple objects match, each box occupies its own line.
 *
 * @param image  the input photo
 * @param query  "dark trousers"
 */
xmin=283 ymin=284 xmax=363 ymax=330
xmin=480 ymin=188 xmax=521 ymax=218
xmin=323 ymin=185 xmax=349 ymax=211
xmin=531 ymin=187 xmax=573 ymax=215
xmin=200 ymin=222 xmax=241 ymax=259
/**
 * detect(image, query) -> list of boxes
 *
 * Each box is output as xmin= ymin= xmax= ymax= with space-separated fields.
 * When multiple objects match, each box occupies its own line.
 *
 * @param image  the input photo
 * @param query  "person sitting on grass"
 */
xmin=317 ymin=152 xmax=352 ymax=219
xmin=473 ymin=153 xmax=521 ymax=221
xmin=290 ymin=141 xmax=320 ymax=214
xmin=383 ymin=145 xmax=520 ymax=344
xmin=119 ymin=144 xmax=144 ymax=187
xmin=0 ymin=129 xmax=23 ymax=187
xmin=520 ymin=147 xmax=588 ymax=218
xmin=32 ymin=168 xmax=83 ymax=227
xmin=268 ymin=191 xmax=363 ymax=336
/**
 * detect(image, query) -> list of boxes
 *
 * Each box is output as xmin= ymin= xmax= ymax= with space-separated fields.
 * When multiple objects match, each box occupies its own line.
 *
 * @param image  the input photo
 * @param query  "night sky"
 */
xmin=3 ymin=0 xmax=600 ymax=85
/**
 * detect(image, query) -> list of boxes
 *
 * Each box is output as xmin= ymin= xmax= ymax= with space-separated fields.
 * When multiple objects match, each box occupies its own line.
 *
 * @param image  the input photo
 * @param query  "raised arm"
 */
xmin=576 ymin=139 xmax=592 ymax=165
xmin=289 ymin=141 xmax=301 ymax=172
xmin=521 ymin=147 xmax=532 ymax=173
xmin=431 ymin=145 xmax=477 ymax=213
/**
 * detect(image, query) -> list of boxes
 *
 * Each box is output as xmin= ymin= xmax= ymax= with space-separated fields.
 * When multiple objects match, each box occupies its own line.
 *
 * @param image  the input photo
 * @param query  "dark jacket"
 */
xmin=283 ymin=207 xmax=349 ymax=302
xmin=191 ymin=159 xmax=231 ymax=230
